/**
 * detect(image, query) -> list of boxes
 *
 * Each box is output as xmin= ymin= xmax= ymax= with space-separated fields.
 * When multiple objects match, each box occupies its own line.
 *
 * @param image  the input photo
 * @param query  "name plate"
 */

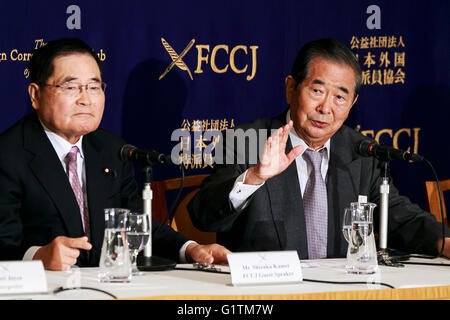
xmin=0 ymin=261 xmax=48 ymax=295
xmin=227 ymin=251 xmax=302 ymax=286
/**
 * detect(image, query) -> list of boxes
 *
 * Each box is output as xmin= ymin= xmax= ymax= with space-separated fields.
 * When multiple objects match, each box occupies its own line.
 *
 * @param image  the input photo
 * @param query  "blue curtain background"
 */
xmin=1 ymin=0 xmax=449 ymax=209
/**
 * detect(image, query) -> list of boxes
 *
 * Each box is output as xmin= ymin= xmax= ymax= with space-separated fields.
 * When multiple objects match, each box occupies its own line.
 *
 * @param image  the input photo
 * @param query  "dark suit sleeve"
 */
xmin=0 ymin=151 xmax=27 ymax=260
xmin=119 ymin=159 xmax=190 ymax=262
xmin=188 ymin=125 xmax=258 ymax=232
xmin=188 ymin=164 xmax=243 ymax=232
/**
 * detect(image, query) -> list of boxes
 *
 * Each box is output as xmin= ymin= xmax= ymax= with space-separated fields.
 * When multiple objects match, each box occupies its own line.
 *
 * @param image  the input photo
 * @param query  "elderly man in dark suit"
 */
xmin=189 ymin=38 xmax=450 ymax=259
xmin=0 ymin=38 xmax=230 ymax=270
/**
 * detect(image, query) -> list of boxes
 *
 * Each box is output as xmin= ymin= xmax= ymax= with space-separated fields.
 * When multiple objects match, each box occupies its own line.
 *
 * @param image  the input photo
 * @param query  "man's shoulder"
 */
xmin=334 ymin=124 xmax=372 ymax=145
xmin=234 ymin=110 xmax=287 ymax=131
xmin=85 ymin=127 xmax=126 ymax=150
xmin=331 ymin=124 xmax=377 ymax=162
xmin=88 ymin=127 xmax=123 ymax=141
xmin=0 ymin=113 xmax=35 ymax=147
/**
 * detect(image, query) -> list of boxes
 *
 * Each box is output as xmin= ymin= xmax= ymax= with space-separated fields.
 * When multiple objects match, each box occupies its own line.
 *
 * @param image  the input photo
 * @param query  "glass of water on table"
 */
xmin=342 ymin=203 xmax=378 ymax=274
xmin=126 ymin=212 xmax=151 ymax=275
xmin=342 ymin=207 xmax=353 ymax=243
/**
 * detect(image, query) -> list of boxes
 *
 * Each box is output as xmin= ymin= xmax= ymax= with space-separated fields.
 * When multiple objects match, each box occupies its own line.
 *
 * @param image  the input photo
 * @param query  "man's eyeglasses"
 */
xmin=40 ymin=81 xmax=107 ymax=97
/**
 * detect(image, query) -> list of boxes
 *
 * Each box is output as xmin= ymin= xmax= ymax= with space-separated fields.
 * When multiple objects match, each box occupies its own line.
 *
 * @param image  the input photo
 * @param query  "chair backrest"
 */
xmin=422 ymin=179 xmax=450 ymax=227
xmin=151 ymin=174 xmax=216 ymax=244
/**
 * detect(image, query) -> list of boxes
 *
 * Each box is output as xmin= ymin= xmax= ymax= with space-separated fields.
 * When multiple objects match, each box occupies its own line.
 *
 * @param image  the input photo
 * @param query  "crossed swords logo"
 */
xmin=159 ymin=38 xmax=195 ymax=80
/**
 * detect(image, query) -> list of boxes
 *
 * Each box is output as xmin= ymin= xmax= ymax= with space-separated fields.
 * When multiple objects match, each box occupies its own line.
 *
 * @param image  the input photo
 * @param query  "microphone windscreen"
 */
xmin=355 ymin=139 xmax=375 ymax=157
xmin=119 ymin=144 xmax=135 ymax=161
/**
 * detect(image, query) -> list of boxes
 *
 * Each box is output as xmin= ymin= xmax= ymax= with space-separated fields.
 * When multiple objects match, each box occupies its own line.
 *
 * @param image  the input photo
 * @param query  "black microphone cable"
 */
xmin=401 ymin=157 xmax=447 ymax=264
xmin=425 ymin=158 xmax=446 ymax=258
xmin=173 ymin=265 xmax=396 ymax=289
xmin=153 ymin=164 xmax=185 ymax=235
xmin=302 ymin=278 xmax=395 ymax=289
xmin=53 ymin=286 xmax=118 ymax=299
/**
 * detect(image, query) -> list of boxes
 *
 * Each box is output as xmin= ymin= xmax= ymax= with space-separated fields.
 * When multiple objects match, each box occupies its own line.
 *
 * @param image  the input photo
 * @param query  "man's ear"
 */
xmin=351 ymin=94 xmax=359 ymax=108
xmin=285 ymin=75 xmax=296 ymax=105
xmin=28 ymin=83 xmax=40 ymax=111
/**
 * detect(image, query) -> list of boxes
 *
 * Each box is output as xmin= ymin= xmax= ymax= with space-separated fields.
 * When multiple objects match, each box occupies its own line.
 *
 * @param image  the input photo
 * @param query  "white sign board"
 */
xmin=0 ymin=261 xmax=48 ymax=295
xmin=227 ymin=251 xmax=302 ymax=286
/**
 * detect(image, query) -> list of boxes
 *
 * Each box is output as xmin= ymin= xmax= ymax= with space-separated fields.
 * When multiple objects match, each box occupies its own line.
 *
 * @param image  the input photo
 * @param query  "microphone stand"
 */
xmin=136 ymin=165 xmax=177 ymax=271
xmin=376 ymin=161 xmax=409 ymax=267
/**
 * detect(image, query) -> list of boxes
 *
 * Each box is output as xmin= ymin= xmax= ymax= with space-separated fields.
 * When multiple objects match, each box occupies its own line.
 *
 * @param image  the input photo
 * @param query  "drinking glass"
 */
xmin=98 ymin=208 xmax=132 ymax=283
xmin=345 ymin=202 xmax=378 ymax=274
xmin=126 ymin=212 xmax=151 ymax=275
xmin=342 ymin=207 xmax=357 ymax=272
xmin=342 ymin=207 xmax=352 ymax=244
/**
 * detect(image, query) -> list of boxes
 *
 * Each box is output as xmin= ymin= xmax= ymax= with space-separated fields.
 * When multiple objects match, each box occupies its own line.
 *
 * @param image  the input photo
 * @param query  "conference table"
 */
xmin=2 ymin=257 xmax=449 ymax=300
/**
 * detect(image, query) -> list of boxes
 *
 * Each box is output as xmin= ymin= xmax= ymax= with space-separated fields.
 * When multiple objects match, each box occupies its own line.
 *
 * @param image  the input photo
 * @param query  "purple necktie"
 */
xmin=302 ymin=149 xmax=327 ymax=259
xmin=65 ymin=146 xmax=90 ymax=240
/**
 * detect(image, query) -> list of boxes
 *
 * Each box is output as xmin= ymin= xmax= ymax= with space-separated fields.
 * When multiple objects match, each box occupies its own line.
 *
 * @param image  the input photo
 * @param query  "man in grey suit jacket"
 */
xmin=0 ymin=38 xmax=230 ymax=270
xmin=188 ymin=38 xmax=450 ymax=259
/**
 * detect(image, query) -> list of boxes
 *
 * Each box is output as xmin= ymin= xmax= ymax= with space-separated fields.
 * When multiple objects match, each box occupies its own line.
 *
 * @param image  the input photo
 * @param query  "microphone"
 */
xmin=356 ymin=140 xmax=424 ymax=162
xmin=119 ymin=144 xmax=172 ymax=165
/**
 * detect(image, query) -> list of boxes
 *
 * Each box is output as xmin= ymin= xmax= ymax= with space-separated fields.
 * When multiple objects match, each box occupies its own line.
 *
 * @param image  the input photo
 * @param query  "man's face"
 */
xmin=28 ymin=53 xmax=105 ymax=144
xmin=286 ymin=57 xmax=358 ymax=149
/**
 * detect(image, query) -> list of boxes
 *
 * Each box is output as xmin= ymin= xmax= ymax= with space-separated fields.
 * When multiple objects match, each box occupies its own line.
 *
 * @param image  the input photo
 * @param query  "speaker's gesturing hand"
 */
xmin=33 ymin=236 xmax=92 ymax=271
xmin=244 ymin=120 xmax=303 ymax=185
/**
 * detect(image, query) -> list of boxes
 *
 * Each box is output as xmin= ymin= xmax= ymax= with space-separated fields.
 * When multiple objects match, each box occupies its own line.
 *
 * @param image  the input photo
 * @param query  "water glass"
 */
xmin=98 ymin=208 xmax=132 ymax=283
xmin=342 ymin=207 xmax=352 ymax=244
xmin=126 ymin=212 xmax=151 ymax=275
xmin=344 ymin=202 xmax=378 ymax=274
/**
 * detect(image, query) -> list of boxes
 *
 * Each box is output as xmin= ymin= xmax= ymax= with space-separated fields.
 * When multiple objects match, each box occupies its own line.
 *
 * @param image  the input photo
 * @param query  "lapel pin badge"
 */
xmin=103 ymin=167 xmax=117 ymax=178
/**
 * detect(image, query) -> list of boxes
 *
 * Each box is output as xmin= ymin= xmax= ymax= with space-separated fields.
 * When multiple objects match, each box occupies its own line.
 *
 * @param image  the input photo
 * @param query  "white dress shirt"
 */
xmin=229 ymin=111 xmax=330 ymax=209
xmin=24 ymin=121 xmax=192 ymax=262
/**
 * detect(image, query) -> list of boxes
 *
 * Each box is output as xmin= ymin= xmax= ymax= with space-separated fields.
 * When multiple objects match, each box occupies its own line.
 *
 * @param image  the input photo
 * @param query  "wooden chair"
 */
xmin=423 ymin=179 xmax=450 ymax=227
xmin=151 ymin=174 xmax=216 ymax=244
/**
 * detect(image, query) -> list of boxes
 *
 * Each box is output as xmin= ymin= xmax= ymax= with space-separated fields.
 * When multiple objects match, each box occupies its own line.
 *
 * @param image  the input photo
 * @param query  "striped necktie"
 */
xmin=64 ymin=146 xmax=90 ymax=240
xmin=302 ymin=148 xmax=328 ymax=259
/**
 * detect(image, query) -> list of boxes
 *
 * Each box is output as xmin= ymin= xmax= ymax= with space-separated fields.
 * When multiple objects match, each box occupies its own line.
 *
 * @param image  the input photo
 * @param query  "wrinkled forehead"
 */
xmin=303 ymin=57 xmax=357 ymax=96
xmin=49 ymin=53 xmax=102 ymax=83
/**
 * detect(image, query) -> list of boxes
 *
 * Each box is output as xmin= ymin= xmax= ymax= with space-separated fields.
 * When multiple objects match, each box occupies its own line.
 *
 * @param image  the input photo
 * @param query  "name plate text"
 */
xmin=227 ymin=251 xmax=302 ymax=286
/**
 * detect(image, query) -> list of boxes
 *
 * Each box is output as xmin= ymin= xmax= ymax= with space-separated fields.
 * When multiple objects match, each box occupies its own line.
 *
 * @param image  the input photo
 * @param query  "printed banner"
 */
xmin=1 ymin=0 xmax=449 ymax=207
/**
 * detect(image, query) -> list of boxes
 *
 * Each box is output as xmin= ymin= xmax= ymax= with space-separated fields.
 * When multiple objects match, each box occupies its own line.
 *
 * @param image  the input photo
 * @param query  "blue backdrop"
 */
xmin=1 ymin=0 xmax=449 ymax=209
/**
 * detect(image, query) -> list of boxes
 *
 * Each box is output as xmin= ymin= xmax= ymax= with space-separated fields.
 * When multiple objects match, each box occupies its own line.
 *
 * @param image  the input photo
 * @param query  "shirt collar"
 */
xmin=286 ymin=110 xmax=330 ymax=158
xmin=39 ymin=119 xmax=85 ymax=163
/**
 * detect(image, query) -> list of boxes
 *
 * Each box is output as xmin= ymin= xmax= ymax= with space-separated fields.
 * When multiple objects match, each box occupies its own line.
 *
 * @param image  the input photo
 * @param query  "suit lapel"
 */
xmin=24 ymin=114 xmax=84 ymax=238
xmin=327 ymin=128 xmax=362 ymax=257
xmin=83 ymin=132 xmax=117 ymax=264
xmin=264 ymin=111 xmax=308 ymax=257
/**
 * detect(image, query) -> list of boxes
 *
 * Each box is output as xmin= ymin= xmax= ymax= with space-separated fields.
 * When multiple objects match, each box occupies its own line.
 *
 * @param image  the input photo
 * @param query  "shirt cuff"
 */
xmin=179 ymin=240 xmax=197 ymax=263
xmin=23 ymin=246 xmax=41 ymax=261
xmin=229 ymin=170 xmax=264 ymax=209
